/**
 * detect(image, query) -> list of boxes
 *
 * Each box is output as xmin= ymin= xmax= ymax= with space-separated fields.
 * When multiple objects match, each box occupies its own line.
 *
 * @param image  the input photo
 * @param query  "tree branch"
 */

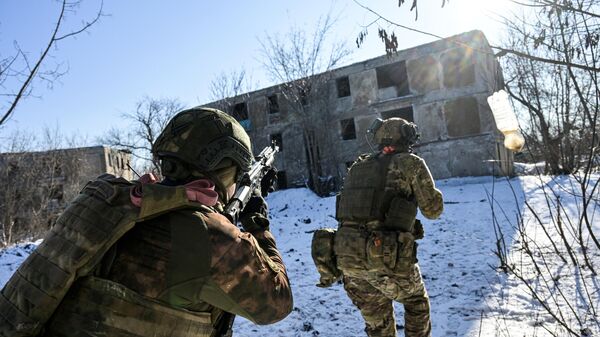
xmin=55 ymin=0 xmax=104 ymax=41
xmin=492 ymin=45 xmax=600 ymax=72
xmin=0 ymin=1 xmax=67 ymax=126
xmin=0 ymin=0 xmax=104 ymax=127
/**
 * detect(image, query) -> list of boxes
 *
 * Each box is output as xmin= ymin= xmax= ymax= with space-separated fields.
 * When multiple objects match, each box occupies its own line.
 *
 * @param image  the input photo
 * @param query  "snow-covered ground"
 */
xmin=0 ymin=175 xmax=598 ymax=336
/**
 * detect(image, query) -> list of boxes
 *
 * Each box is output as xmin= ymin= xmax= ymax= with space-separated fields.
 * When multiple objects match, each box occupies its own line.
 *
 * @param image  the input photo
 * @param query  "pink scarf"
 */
xmin=130 ymin=173 xmax=219 ymax=207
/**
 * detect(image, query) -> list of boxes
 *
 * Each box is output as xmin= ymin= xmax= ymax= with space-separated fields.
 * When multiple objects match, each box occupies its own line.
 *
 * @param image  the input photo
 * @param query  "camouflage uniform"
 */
xmin=334 ymin=118 xmax=443 ymax=337
xmin=0 ymin=108 xmax=293 ymax=337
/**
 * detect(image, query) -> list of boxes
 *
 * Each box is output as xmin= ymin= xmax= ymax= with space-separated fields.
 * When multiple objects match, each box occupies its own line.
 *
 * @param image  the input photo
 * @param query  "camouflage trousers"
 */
xmin=342 ymin=264 xmax=431 ymax=337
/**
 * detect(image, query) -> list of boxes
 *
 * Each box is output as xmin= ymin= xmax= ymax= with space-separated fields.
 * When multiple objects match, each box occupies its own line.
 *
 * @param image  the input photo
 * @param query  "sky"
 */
xmin=0 ymin=0 xmax=518 ymax=145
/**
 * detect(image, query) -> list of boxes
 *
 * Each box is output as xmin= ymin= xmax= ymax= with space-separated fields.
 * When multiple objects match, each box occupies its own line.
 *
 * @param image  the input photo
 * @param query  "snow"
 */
xmin=1 ymin=176 xmax=598 ymax=337
xmin=514 ymin=161 xmax=547 ymax=176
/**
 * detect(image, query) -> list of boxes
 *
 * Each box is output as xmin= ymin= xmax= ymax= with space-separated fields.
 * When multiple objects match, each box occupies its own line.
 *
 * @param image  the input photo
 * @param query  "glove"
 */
xmin=239 ymin=193 xmax=270 ymax=232
xmin=261 ymin=168 xmax=278 ymax=197
xmin=413 ymin=219 xmax=424 ymax=240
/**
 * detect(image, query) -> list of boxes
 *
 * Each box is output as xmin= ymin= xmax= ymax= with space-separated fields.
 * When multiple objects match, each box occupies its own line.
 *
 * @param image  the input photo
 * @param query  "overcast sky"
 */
xmin=0 ymin=0 xmax=518 ymax=144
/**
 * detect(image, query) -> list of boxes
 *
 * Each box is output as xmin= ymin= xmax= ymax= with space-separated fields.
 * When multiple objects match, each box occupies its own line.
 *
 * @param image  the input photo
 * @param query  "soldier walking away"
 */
xmin=0 ymin=108 xmax=293 ymax=337
xmin=312 ymin=117 xmax=443 ymax=337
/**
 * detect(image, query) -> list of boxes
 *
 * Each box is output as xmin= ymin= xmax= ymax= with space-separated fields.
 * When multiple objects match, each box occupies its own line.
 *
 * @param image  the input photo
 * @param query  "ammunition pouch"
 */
xmin=334 ymin=226 xmax=368 ymax=272
xmin=311 ymin=229 xmax=342 ymax=288
xmin=366 ymin=231 xmax=416 ymax=271
xmin=366 ymin=231 xmax=398 ymax=270
xmin=334 ymin=225 xmax=417 ymax=273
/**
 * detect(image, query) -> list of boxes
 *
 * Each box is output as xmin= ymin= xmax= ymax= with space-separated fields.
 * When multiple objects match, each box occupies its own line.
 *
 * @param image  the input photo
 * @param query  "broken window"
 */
xmin=276 ymin=171 xmax=287 ymax=189
xmin=336 ymin=76 xmax=351 ymax=98
xmin=340 ymin=118 xmax=357 ymax=140
xmin=7 ymin=161 xmax=19 ymax=175
xmin=381 ymin=106 xmax=414 ymax=122
xmin=376 ymin=61 xmax=410 ymax=96
xmin=441 ymin=48 xmax=475 ymax=88
xmin=53 ymin=164 xmax=63 ymax=177
xmin=232 ymin=102 xmax=251 ymax=130
xmin=268 ymin=94 xmax=279 ymax=114
xmin=444 ymin=97 xmax=480 ymax=137
xmin=299 ymin=87 xmax=310 ymax=106
xmin=232 ymin=102 xmax=249 ymax=121
xmin=300 ymin=93 xmax=308 ymax=106
xmin=271 ymin=133 xmax=283 ymax=150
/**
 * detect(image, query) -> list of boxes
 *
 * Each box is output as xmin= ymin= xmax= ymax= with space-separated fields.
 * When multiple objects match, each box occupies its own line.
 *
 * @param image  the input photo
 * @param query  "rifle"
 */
xmin=224 ymin=143 xmax=279 ymax=224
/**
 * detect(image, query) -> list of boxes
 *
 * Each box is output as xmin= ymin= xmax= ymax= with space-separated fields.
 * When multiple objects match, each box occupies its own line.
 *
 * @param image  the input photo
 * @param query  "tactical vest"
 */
xmin=0 ymin=174 xmax=224 ymax=337
xmin=43 ymin=277 xmax=216 ymax=337
xmin=333 ymin=153 xmax=420 ymax=274
xmin=336 ymin=153 xmax=417 ymax=232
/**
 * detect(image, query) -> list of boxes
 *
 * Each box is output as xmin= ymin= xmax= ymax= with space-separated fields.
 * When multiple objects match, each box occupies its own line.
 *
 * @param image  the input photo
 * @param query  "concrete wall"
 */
xmin=0 ymin=146 xmax=133 ymax=234
xmin=1 ymin=146 xmax=132 ymax=199
xmin=58 ymin=146 xmax=134 ymax=186
xmin=205 ymin=30 xmax=513 ymax=187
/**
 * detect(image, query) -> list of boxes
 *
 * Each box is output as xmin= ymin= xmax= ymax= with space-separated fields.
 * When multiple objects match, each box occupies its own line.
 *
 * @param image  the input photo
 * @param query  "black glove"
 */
xmin=239 ymin=193 xmax=270 ymax=232
xmin=261 ymin=168 xmax=278 ymax=197
xmin=413 ymin=219 xmax=424 ymax=240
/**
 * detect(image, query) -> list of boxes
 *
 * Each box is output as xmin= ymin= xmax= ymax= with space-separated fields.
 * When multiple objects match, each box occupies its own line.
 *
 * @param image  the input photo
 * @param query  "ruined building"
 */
xmin=206 ymin=30 xmax=512 ymax=189
xmin=0 ymin=146 xmax=132 ymax=244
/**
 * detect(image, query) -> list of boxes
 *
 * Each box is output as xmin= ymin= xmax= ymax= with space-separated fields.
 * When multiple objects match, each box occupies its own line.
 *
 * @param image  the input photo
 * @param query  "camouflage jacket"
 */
xmin=383 ymin=152 xmax=444 ymax=219
xmin=349 ymin=151 xmax=443 ymax=220
xmin=0 ymin=176 xmax=292 ymax=337
xmin=103 ymin=207 xmax=293 ymax=325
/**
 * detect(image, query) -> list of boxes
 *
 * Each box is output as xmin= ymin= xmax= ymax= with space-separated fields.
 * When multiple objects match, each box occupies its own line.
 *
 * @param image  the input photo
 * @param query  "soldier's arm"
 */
xmin=412 ymin=157 xmax=444 ymax=219
xmin=201 ymin=212 xmax=293 ymax=325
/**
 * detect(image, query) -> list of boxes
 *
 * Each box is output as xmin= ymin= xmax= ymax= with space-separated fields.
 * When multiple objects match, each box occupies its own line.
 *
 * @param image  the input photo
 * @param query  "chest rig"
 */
xmin=0 ymin=174 xmax=226 ymax=337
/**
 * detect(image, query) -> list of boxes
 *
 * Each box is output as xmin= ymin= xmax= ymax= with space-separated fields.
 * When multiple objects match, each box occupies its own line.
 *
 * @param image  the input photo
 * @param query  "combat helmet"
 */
xmin=370 ymin=117 xmax=419 ymax=150
xmin=152 ymin=107 xmax=253 ymax=183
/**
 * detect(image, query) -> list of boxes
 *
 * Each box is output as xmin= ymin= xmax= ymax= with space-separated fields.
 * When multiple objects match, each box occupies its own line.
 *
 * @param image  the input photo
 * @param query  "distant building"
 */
xmin=0 ymin=146 xmax=132 ymax=242
xmin=205 ymin=30 xmax=512 ymax=189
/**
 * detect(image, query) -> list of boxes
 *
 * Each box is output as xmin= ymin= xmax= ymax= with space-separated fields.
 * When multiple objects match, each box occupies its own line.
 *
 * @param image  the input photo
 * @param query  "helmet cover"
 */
xmin=152 ymin=107 xmax=253 ymax=175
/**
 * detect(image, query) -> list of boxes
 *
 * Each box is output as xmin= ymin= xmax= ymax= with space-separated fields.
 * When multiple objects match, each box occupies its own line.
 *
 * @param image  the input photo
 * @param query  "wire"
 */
xmin=365 ymin=132 xmax=376 ymax=152
xmin=352 ymin=0 xmax=499 ymax=57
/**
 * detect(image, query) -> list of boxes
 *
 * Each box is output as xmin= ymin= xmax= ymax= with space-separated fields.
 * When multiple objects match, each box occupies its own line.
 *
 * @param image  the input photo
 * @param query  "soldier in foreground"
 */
xmin=0 ymin=108 xmax=293 ymax=337
xmin=312 ymin=117 xmax=443 ymax=337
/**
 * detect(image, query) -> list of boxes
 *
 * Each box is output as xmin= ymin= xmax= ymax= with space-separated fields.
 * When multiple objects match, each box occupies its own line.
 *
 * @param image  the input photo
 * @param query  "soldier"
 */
xmin=314 ymin=117 xmax=443 ymax=337
xmin=0 ymin=108 xmax=293 ymax=337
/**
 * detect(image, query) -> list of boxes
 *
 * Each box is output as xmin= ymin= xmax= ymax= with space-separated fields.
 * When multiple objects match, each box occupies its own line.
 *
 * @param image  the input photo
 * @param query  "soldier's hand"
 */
xmin=239 ymin=193 xmax=270 ymax=232
xmin=261 ymin=168 xmax=277 ymax=197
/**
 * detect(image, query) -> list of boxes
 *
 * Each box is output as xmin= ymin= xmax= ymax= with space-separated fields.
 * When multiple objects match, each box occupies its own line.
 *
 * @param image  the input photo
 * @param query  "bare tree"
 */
xmin=258 ymin=13 xmax=351 ymax=195
xmin=208 ymin=68 xmax=254 ymax=113
xmin=487 ymin=3 xmax=600 ymax=334
xmin=99 ymin=97 xmax=184 ymax=174
xmin=0 ymin=0 xmax=105 ymax=127
xmin=500 ymin=1 xmax=600 ymax=175
xmin=0 ymin=128 xmax=89 ymax=247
